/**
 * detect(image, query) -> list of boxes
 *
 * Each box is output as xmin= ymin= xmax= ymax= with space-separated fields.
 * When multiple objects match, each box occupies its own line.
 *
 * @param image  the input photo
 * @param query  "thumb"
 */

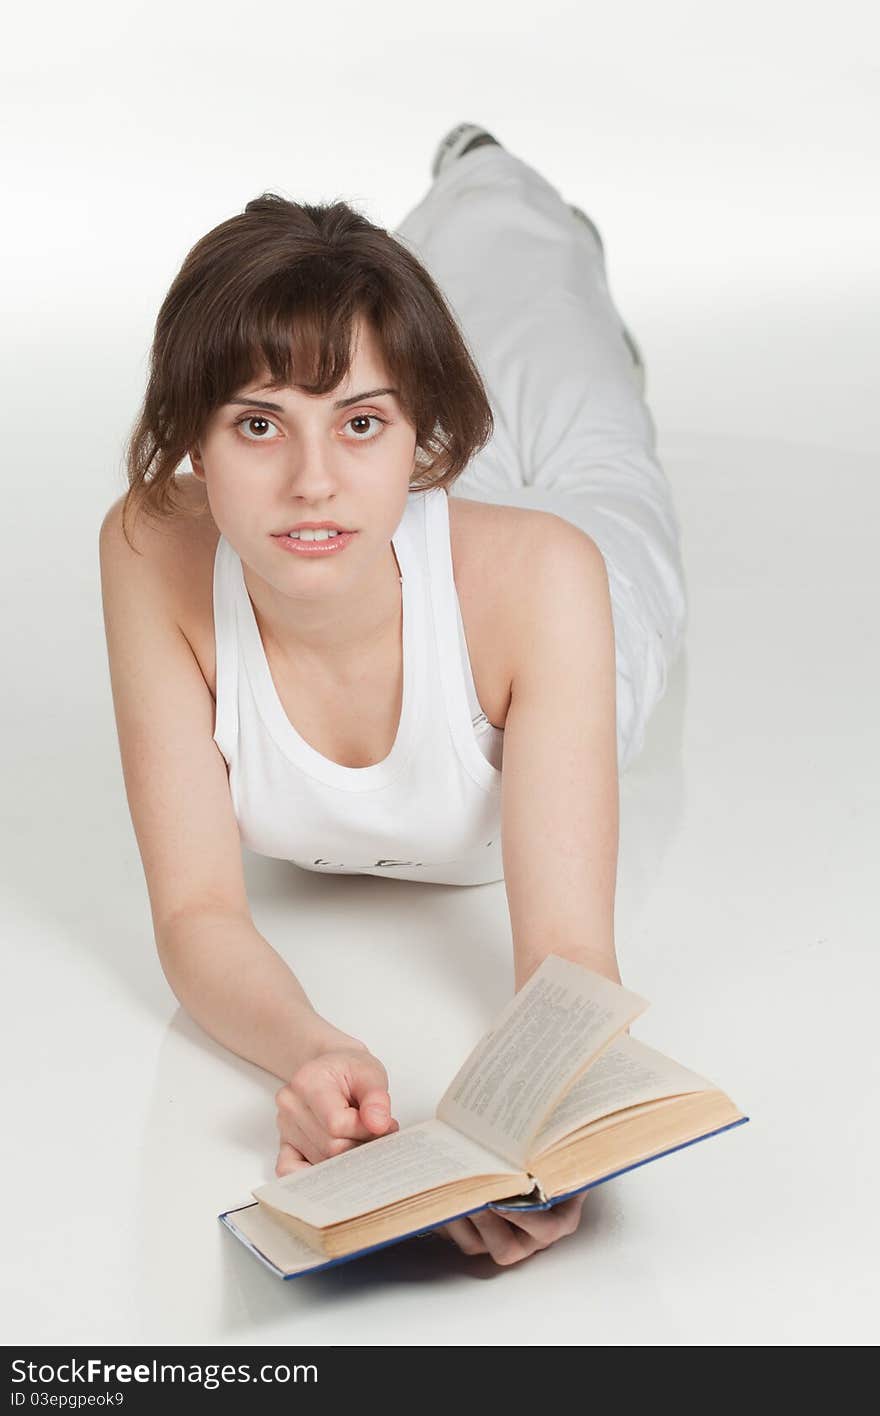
xmin=349 ymin=1066 xmax=395 ymax=1133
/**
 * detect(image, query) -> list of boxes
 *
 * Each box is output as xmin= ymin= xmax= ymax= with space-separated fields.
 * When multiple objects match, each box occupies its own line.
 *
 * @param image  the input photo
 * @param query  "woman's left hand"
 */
xmin=436 ymin=1193 xmax=586 ymax=1266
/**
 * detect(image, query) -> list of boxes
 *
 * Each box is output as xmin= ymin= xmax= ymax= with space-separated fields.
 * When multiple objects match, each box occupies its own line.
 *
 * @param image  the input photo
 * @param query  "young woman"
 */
xmin=99 ymin=122 xmax=687 ymax=1268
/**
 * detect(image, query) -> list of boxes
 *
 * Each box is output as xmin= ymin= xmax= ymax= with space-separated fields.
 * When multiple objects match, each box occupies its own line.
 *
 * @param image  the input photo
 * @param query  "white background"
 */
xmin=1 ymin=0 xmax=878 ymax=1346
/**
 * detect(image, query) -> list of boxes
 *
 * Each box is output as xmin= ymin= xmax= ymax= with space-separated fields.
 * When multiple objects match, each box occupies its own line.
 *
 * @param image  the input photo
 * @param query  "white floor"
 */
xmin=2 ymin=2 xmax=878 ymax=1348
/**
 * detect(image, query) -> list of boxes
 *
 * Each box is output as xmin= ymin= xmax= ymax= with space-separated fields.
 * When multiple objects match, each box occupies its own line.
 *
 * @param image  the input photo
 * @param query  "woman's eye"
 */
xmin=345 ymin=414 xmax=386 ymax=441
xmin=236 ymin=415 xmax=280 ymax=441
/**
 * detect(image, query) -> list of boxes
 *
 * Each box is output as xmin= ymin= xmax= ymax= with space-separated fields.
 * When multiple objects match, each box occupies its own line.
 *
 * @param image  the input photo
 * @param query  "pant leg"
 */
xmin=392 ymin=145 xmax=689 ymax=774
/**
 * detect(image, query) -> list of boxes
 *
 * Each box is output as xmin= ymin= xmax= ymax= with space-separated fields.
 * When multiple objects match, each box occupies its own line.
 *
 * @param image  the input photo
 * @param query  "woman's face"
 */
xmin=189 ymin=318 xmax=419 ymax=602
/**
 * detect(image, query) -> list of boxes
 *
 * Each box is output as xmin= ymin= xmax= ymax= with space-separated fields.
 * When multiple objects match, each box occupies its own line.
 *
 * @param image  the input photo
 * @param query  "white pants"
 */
xmin=393 ymin=144 xmax=688 ymax=774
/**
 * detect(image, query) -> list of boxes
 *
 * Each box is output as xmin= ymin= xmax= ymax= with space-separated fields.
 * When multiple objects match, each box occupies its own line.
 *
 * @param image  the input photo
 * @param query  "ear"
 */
xmin=188 ymin=446 xmax=205 ymax=481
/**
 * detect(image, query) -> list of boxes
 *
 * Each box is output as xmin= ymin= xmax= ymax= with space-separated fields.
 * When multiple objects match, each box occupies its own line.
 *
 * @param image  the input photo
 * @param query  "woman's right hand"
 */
xmin=274 ymin=1045 xmax=399 ymax=1177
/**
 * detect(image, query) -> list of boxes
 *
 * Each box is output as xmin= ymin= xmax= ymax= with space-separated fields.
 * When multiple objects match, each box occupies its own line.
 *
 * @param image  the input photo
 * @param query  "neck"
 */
xmin=243 ymin=542 xmax=404 ymax=670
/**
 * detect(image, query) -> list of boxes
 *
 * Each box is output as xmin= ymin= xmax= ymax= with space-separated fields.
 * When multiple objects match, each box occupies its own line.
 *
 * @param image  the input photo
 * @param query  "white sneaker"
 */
xmin=570 ymin=204 xmax=646 ymax=395
xmin=430 ymin=122 xmax=501 ymax=180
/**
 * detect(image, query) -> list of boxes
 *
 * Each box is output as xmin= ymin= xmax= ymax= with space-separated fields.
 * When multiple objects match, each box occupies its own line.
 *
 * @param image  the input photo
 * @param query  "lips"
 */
xmin=276 ymin=524 xmax=353 ymax=534
xmin=272 ymin=529 xmax=358 ymax=557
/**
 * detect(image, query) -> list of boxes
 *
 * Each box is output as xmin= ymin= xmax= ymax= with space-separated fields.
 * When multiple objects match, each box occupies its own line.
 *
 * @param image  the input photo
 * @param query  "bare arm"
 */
xmin=498 ymin=514 xmax=622 ymax=993
xmin=157 ymin=909 xmax=368 ymax=1083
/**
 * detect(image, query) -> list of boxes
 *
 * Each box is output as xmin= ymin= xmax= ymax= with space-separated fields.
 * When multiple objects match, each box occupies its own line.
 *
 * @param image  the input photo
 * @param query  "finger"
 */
xmin=278 ymin=1091 xmax=363 ymax=1164
xmin=295 ymin=1073 xmax=376 ymax=1142
xmin=309 ymin=1063 xmax=397 ymax=1141
xmin=467 ymin=1210 xmax=543 ymax=1265
xmin=274 ymin=1142 xmax=311 ymax=1178
xmin=358 ymin=1093 xmax=399 ymax=1135
xmin=346 ymin=1060 xmax=399 ymax=1136
xmin=439 ymin=1218 xmax=490 ymax=1256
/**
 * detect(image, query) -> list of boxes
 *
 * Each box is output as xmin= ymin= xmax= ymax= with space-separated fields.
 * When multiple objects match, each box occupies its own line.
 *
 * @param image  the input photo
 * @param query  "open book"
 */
xmin=219 ymin=955 xmax=748 ymax=1278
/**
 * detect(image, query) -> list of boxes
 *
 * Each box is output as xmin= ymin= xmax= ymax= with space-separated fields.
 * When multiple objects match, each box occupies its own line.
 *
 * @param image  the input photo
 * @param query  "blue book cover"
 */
xmin=218 ymin=1115 xmax=749 ymax=1280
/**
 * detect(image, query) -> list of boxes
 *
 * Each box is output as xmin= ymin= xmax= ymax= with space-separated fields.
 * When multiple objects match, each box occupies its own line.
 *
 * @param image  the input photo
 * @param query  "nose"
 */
xmin=280 ymin=427 xmax=340 ymax=500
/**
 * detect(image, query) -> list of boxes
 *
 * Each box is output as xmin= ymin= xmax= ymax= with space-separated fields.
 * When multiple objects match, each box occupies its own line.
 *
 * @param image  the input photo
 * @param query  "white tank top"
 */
xmin=212 ymin=485 xmax=505 ymax=885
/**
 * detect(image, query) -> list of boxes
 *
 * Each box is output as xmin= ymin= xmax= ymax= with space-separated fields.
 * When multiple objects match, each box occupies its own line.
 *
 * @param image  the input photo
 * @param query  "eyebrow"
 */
xmin=227 ymin=387 xmax=399 ymax=412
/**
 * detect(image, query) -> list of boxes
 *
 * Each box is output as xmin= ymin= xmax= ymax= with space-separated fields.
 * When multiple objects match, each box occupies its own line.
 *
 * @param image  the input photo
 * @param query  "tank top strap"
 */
xmin=423 ymin=487 xmax=501 ymax=789
xmin=454 ymin=587 xmax=484 ymax=723
xmin=212 ymin=534 xmax=240 ymax=764
xmin=421 ymin=489 xmax=485 ymax=724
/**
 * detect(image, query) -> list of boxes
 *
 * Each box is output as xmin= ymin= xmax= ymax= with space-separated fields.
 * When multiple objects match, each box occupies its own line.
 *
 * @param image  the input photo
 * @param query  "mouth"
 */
xmin=274 ymin=527 xmax=356 ymax=537
xmin=271 ymin=528 xmax=359 ymax=555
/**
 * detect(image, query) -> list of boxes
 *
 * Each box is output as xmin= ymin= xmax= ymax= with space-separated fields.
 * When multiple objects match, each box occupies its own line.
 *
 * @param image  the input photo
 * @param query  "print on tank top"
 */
xmin=309 ymin=839 xmax=497 ymax=870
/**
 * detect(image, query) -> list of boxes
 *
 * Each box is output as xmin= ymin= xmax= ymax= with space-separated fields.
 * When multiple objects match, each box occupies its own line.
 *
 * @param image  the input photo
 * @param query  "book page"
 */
xmin=435 ymin=954 xmax=649 ymax=1168
xmin=251 ymin=1119 xmax=524 ymax=1229
xmin=527 ymin=1034 xmax=715 ymax=1157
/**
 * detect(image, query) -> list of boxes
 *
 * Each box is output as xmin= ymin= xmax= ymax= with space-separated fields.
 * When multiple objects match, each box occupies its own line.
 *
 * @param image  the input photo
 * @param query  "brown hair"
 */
xmin=121 ymin=192 xmax=495 ymax=550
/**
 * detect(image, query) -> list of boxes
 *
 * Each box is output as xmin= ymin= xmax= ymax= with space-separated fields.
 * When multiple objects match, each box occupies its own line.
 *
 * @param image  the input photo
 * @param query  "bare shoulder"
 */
xmin=448 ymin=493 xmax=548 ymax=580
xmin=99 ymin=475 xmax=218 ymax=622
xmin=447 ymin=491 xmax=530 ymax=544
xmin=448 ymin=492 xmax=604 ymax=724
xmin=100 ymin=472 xmax=215 ymax=553
xmin=448 ymin=490 xmax=593 ymax=549
xmin=449 ymin=491 xmax=601 ymax=611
